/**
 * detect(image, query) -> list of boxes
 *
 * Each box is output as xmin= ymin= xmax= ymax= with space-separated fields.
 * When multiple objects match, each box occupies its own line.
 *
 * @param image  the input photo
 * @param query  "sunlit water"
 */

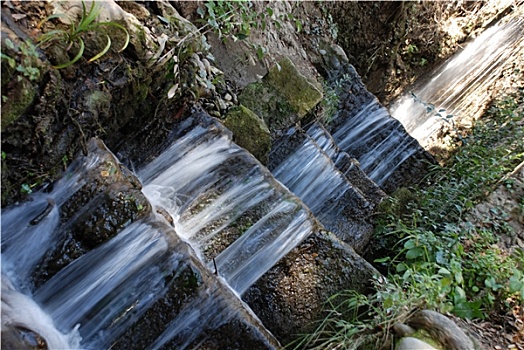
xmin=390 ymin=15 xmax=524 ymax=145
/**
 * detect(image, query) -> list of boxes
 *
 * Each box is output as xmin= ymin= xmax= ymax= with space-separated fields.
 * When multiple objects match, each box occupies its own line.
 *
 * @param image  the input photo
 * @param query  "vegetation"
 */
xmin=196 ymin=1 xmax=301 ymax=62
xmin=1 ymin=39 xmax=41 ymax=82
xmin=36 ymin=1 xmax=129 ymax=69
xmin=296 ymin=89 xmax=524 ymax=349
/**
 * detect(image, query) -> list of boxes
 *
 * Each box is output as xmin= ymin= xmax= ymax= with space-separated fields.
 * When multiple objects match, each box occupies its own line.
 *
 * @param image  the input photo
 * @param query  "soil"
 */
xmin=1 ymin=0 xmax=522 ymax=348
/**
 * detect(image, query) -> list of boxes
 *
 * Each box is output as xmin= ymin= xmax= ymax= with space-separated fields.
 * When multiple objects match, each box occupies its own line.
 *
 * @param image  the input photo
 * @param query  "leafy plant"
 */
xmin=292 ymin=276 xmax=423 ymax=350
xmin=1 ymin=39 xmax=41 ymax=81
xmin=196 ymin=0 xmax=302 ymax=62
xmin=37 ymin=1 xmax=129 ymax=69
xmin=197 ymin=1 xmax=301 ymax=42
xmin=318 ymin=73 xmax=352 ymax=125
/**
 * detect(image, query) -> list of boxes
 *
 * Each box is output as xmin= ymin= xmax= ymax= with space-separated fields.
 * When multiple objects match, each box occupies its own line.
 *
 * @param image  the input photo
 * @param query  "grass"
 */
xmin=295 ymin=88 xmax=524 ymax=349
xmin=37 ymin=1 xmax=129 ymax=69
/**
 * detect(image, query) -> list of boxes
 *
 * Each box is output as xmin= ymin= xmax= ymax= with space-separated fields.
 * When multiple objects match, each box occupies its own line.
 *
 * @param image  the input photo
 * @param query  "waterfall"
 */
xmin=2 ymin=9 xmax=521 ymax=349
xmin=1 ymin=113 xmax=313 ymax=349
xmin=139 ymin=115 xmax=315 ymax=295
xmin=331 ymin=100 xmax=419 ymax=187
xmin=272 ymin=135 xmax=368 ymax=217
xmin=0 ymin=153 xmax=100 ymax=286
xmin=1 ymin=274 xmax=81 ymax=349
xmin=34 ymin=221 xmax=170 ymax=343
xmin=390 ymin=15 xmax=524 ymax=145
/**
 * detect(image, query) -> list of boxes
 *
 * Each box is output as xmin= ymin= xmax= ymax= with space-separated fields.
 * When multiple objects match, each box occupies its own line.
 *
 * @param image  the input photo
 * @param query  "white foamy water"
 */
xmin=140 ymin=123 xmax=315 ymax=296
xmin=273 ymin=136 xmax=365 ymax=215
xmin=332 ymin=100 xmax=417 ymax=186
xmin=1 ymin=274 xmax=81 ymax=349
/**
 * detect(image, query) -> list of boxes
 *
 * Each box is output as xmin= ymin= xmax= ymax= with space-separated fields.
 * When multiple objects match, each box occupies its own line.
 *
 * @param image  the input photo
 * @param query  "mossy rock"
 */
xmin=224 ymin=105 xmax=271 ymax=165
xmin=238 ymin=58 xmax=323 ymax=134
xmin=1 ymin=77 xmax=37 ymax=131
xmin=265 ymin=57 xmax=323 ymax=117
xmin=239 ymin=81 xmax=296 ymax=133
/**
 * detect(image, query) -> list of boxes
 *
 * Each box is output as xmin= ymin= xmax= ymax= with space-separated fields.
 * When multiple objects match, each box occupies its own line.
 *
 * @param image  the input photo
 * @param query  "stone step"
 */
xmin=324 ymin=64 xmax=436 ymax=193
xmin=268 ymin=124 xmax=382 ymax=253
xmin=3 ymin=111 xmax=379 ymax=349
xmin=306 ymin=121 xmax=386 ymax=206
xmin=134 ymin=111 xmax=379 ymax=347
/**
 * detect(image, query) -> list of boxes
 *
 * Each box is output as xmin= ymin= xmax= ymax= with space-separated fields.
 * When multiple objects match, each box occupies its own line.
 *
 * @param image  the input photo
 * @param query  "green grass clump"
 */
xmin=37 ymin=1 xmax=129 ymax=69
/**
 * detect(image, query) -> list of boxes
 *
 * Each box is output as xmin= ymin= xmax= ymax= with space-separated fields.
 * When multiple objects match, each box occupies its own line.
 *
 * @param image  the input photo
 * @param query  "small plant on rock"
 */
xmin=1 ymin=39 xmax=41 ymax=81
xmin=37 ymin=1 xmax=129 ymax=69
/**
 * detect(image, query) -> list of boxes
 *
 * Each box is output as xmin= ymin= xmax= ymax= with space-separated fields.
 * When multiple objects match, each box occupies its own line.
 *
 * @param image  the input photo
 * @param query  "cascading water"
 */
xmin=1 ymin=150 xmax=108 ymax=348
xmin=390 ymin=14 xmax=524 ymax=145
xmin=2 ymin=8 xmax=522 ymax=349
xmin=1 ymin=153 xmax=100 ymax=287
xmin=1 ymin=113 xmax=312 ymax=349
xmin=139 ymin=113 xmax=315 ymax=296
xmin=331 ymin=99 xmax=421 ymax=188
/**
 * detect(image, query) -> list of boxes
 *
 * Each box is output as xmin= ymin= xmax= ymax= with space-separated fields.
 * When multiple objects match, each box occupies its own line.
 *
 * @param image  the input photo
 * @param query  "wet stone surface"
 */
xmin=31 ymin=139 xmax=151 ymax=288
xmin=243 ymin=229 xmax=377 ymax=346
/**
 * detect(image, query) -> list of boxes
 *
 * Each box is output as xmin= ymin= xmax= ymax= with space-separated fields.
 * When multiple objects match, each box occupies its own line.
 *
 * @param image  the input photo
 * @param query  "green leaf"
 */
xmin=157 ymin=15 xmax=170 ymax=24
xmin=509 ymin=271 xmax=523 ymax=293
xmin=440 ymin=277 xmax=451 ymax=288
xmin=37 ymin=29 xmax=69 ymax=44
xmin=53 ymin=38 xmax=85 ymax=69
xmin=454 ymin=286 xmax=466 ymax=301
xmin=438 ymin=267 xmax=451 ymax=275
xmin=266 ymin=7 xmax=274 ymax=17
xmin=94 ymin=22 xmax=130 ymax=52
xmin=79 ymin=1 xmax=102 ymax=31
xmin=295 ymin=19 xmax=302 ymax=33
xmin=37 ymin=13 xmax=69 ymax=29
xmin=453 ymin=300 xmax=482 ymax=319
xmin=484 ymin=276 xmax=502 ymax=291
xmin=0 ymin=53 xmax=16 ymax=68
xmin=396 ymin=262 xmax=408 ymax=273
xmin=454 ymin=271 xmax=463 ymax=284
xmin=404 ymin=239 xmax=416 ymax=249
xmin=196 ymin=6 xmax=205 ymax=18
xmin=406 ymin=247 xmax=424 ymax=260
xmin=88 ymin=34 xmax=111 ymax=62
xmin=256 ymin=46 xmax=265 ymax=60
xmin=5 ymin=38 xmax=15 ymax=50
xmin=21 ymin=183 xmax=32 ymax=194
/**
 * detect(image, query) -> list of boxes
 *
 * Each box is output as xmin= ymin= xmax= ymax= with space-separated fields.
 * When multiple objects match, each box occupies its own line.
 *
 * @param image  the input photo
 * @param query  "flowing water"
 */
xmin=331 ymin=99 xmax=420 ymax=188
xmin=390 ymin=14 xmax=524 ymax=145
xmin=1 ymin=113 xmax=313 ymax=349
xmin=2 ymin=11 xmax=522 ymax=349
xmin=139 ymin=115 xmax=315 ymax=296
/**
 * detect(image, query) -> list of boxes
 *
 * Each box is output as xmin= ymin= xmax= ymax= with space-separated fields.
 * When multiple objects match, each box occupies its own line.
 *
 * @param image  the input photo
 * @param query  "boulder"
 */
xmin=224 ymin=105 xmax=271 ymax=165
xmin=396 ymin=337 xmax=438 ymax=350
xmin=239 ymin=58 xmax=323 ymax=134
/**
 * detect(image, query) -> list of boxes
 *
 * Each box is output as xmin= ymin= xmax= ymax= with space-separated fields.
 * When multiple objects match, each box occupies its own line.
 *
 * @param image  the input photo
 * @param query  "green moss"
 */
xmin=224 ymin=105 xmax=271 ymax=164
xmin=1 ymin=77 xmax=36 ymax=131
xmin=410 ymin=329 xmax=445 ymax=350
xmin=239 ymin=82 xmax=296 ymax=132
xmin=265 ymin=57 xmax=323 ymax=117
xmin=238 ymin=58 xmax=323 ymax=134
